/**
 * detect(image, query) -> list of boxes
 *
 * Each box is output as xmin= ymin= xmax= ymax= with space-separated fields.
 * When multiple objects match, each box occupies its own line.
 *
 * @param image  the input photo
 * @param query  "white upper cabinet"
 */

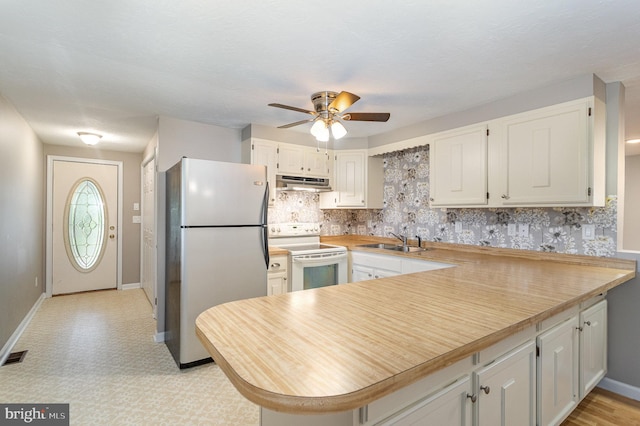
xmin=277 ymin=144 xmax=306 ymax=175
xmin=496 ymin=98 xmax=600 ymax=206
xmin=242 ymin=138 xmax=278 ymax=206
xmin=428 ymin=96 xmax=605 ymax=208
xmin=277 ymin=144 xmax=330 ymax=178
xmin=429 ymin=124 xmax=488 ymax=206
xmin=320 ymin=150 xmax=383 ymax=209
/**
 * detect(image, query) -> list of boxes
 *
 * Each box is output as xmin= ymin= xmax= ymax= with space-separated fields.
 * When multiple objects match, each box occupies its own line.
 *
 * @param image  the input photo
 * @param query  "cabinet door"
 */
xmin=379 ymin=375 xmax=472 ymax=426
xmin=501 ymin=100 xmax=590 ymax=205
xmin=278 ymin=144 xmax=305 ymax=175
xmin=335 ymin=151 xmax=365 ymax=207
xmin=430 ymin=125 xmax=488 ymax=206
xmin=537 ymin=315 xmax=579 ymax=426
xmin=351 ymin=264 xmax=374 ymax=282
xmin=267 ymin=272 xmax=287 ymax=296
xmin=305 ymin=149 xmax=329 ymax=177
xmin=251 ymin=140 xmax=278 ymax=205
xmin=579 ymin=300 xmax=607 ymax=399
xmin=475 ymin=341 xmax=536 ymax=426
xmin=372 ymin=268 xmax=400 ymax=279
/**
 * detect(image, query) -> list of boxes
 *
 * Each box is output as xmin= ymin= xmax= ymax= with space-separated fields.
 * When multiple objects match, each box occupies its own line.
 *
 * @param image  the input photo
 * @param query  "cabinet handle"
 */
xmin=270 ymin=263 xmax=280 ymax=268
xmin=467 ymin=394 xmax=477 ymax=403
xmin=300 ymin=167 xmax=304 ymax=171
xmin=576 ymin=326 xmax=583 ymax=332
xmin=429 ymin=197 xmax=434 ymax=202
xmin=584 ymin=321 xmax=591 ymax=326
xmin=501 ymin=194 xmax=510 ymax=199
xmin=480 ymin=385 xmax=491 ymax=395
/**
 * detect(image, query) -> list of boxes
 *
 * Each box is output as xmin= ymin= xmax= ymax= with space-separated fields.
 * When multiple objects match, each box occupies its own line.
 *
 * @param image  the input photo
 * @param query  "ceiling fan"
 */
xmin=268 ymin=91 xmax=390 ymax=141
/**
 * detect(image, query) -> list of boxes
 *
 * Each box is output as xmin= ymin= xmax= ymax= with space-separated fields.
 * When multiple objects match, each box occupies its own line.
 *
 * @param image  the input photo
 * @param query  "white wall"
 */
xmin=157 ymin=116 xmax=242 ymax=171
xmin=0 ymin=93 xmax=44 ymax=352
xmin=623 ymin=155 xmax=640 ymax=250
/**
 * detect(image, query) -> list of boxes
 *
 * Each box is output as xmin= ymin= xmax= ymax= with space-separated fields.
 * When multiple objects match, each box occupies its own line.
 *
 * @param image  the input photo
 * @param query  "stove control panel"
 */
xmin=269 ymin=222 xmax=320 ymax=237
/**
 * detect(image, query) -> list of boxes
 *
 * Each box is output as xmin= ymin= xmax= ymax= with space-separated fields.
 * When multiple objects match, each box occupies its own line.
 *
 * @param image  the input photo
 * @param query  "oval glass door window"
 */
xmin=64 ymin=178 xmax=108 ymax=272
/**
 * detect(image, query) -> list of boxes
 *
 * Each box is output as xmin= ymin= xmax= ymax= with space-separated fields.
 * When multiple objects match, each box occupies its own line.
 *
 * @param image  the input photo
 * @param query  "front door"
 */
xmin=50 ymin=158 xmax=119 ymax=295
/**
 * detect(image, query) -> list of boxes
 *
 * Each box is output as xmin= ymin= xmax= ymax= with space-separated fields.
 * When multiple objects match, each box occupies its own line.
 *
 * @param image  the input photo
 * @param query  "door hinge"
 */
xmin=588 ymin=107 xmax=592 ymax=116
xmin=486 ymin=128 xmax=490 ymax=136
xmin=277 ymin=163 xmax=279 ymax=169
xmin=536 ymin=346 xmax=540 ymax=357
xmin=487 ymin=192 xmax=490 ymax=200
xmin=588 ymin=187 xmax=592 ymax=196
xmin=277 ymin=147 xmax=279 ymax=154
xmin=251 ymin=144 xmax=254 ymax=150
xmin=154 ymin=297 xmax=157 ymax=306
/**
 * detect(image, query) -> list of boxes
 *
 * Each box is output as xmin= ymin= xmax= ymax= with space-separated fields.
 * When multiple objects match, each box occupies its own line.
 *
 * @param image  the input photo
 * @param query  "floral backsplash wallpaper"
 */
xmin=268 ymin=145 xmax=618 ymax=257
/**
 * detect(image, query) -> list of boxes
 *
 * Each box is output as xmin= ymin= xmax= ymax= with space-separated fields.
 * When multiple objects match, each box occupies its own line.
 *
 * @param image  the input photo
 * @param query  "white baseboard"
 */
xmin=598 ymin=377 xmax=640 ymax=401
xmin=154 ymin=332 xmax=166 ymax=343
xmin=122 ymin=282 xmax=141 ymax=290
xmin=0 ymin=292 xmax=45 ymax=366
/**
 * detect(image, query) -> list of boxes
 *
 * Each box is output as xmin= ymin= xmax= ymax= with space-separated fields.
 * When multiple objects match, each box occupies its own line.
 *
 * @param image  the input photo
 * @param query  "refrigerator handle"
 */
xmin=261 ymin=181 xmax=270 ymax=268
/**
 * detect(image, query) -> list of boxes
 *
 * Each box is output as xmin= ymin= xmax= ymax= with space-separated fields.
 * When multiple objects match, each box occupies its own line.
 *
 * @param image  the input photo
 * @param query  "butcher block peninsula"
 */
xmin=196 ymin=237 xmax=635 ymax=426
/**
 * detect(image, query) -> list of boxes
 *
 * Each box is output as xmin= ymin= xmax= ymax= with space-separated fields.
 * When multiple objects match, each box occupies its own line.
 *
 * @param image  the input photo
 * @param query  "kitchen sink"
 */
xmin=356 ymin=243 xmax=427 ymax=252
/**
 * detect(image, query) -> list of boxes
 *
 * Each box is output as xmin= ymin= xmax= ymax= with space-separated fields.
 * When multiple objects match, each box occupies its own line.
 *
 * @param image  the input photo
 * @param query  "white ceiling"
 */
xmin=1 ymin=1 xmax=640 ymax=154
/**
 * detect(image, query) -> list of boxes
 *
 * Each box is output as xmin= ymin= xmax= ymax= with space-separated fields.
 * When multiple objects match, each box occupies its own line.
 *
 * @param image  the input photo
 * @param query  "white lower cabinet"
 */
xmin=267 ymin=254 xmax=288 ymax=295
xmin=379 ymin=376 xmax=472 ymax=426
xmin=350 ymin=252 xmax=453 ymax=283
xmin=579 ymin=299 xmax=607 ymax=399
xmin=351 ymin=252 xmax=403 ymax=282
xmin=474 ymin=340 xmax=537 ymax=426
xmin=537 ymin=315 xmax=579 ymax=426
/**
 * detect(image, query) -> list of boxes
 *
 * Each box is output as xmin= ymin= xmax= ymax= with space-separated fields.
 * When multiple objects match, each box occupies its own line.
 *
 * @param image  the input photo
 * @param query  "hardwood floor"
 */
xmin=562 ymin=387 xmax=640 ymax=425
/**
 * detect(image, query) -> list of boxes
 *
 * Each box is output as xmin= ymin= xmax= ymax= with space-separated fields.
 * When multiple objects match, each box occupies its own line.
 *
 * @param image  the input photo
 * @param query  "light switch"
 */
xmin=582 ymin=224 xmax=595 ymax=240
xmin=454 ymin=222 xmax=463 ymax=233
xmin=507 ymin=223 xmax=517 ymax=237
xmin=133 ymin=203 xmax=140 ymax=211
xmin=132 ymin=215 xmax=141 ymax=223
xmin=518 ymin=223 xmax=529 ymax=237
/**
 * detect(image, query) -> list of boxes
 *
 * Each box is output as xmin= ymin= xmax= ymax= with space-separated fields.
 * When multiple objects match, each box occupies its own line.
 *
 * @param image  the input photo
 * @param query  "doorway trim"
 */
xmin=46 ymin=155 xmax=124 ymax=297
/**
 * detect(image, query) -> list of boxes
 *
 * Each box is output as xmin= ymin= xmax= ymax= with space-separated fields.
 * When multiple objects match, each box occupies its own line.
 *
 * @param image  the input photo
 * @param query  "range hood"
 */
xmin=276 ymin=174 xmax=332 ymax=192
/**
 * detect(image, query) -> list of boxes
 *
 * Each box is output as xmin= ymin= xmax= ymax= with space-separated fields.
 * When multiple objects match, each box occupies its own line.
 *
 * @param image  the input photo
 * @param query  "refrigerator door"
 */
xmin=180 ymin=226 xmax=267 ymax=364
xmin=182 ymin=158 xmax=267 ymax=227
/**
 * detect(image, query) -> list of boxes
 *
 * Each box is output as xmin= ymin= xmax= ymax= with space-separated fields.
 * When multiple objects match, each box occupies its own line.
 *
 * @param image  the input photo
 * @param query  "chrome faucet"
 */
xmin=389 ymin=232 xmax=407 ymax=246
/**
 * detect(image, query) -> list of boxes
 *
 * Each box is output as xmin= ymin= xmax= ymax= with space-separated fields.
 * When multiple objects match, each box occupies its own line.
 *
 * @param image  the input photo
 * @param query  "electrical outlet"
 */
xmin=582 ymin=224 xmax=596 ymax=240
xmin=133 ymin=202 xmax=140 ymax=211
xmin=507 ymin=223 xmax=517 ymax=237
xmin=518 ymin=223 xmax=529 ymax=237
xmin=455 ymin=221 xmax=463 ymax=233
xmin=132 ymin=215 xmax=141 ymax=223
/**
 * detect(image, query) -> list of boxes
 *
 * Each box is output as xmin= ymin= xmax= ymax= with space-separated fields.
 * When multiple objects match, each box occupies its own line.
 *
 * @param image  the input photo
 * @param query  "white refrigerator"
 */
xmin=165 ymin=158 xmax=269 ymax=368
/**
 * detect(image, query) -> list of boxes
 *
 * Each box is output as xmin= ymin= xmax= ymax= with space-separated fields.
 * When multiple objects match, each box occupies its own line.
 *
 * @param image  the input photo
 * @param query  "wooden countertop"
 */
xmin=196 ymin=236 xmax=635 ymax=414
xmin=268 ymin=246 xmax=289 ymax=256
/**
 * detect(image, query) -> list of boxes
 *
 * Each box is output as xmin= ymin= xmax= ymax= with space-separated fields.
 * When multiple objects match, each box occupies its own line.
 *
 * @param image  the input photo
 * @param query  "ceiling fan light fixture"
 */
xmin=77 ymin=132 xmax=102 ymax=145
xmin=310 ymin=120 xmax=326 ymax=138
xmin=315 ymin=125 xmax=330 ymax=142
xmin=331 ymin=121 xmax=347 ymax=139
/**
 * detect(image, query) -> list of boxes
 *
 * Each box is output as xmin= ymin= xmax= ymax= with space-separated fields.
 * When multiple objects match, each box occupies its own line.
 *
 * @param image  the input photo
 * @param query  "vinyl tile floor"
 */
xmin=0 ymin=289 xmax=260 ymax=425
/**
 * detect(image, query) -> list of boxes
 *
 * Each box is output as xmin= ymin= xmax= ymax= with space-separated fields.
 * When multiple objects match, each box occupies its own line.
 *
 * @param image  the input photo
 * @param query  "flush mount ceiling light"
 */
xmin=268 ymin=91 xmax=390 ymax=142
xmin=77 ymin=132 xmax=102 ymax=146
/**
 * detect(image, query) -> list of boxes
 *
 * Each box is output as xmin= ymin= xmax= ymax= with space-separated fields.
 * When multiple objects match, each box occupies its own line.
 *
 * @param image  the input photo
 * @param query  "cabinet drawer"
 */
xmin=268 ymin=255 xmax=287 ymax=272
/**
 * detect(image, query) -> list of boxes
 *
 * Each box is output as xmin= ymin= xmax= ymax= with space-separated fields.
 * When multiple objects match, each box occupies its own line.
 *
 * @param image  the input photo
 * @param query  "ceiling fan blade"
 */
xmin=342 ymin=112 xmax=391 ymax=122
xmin=268 ymin=103 xmax=316 ymax=115
xmin=328 ymin=91 xmax=360 ymax=113
xmin=277 ymin=118 xmax=316 ymax=129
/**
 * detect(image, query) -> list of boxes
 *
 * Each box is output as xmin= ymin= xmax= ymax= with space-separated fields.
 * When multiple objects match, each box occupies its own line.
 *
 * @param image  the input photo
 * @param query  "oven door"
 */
xmin=290 ymin=252 xmax=348 ymax=291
